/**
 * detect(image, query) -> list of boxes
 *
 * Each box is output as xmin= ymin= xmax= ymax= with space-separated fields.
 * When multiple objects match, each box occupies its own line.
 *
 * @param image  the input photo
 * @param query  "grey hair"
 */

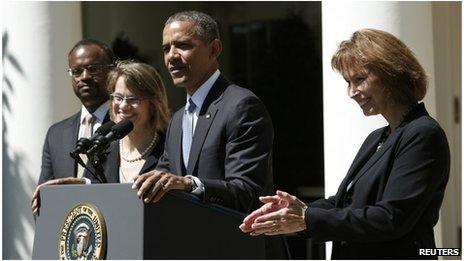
xmin=165 ymin=10 xmax=220 ymax=43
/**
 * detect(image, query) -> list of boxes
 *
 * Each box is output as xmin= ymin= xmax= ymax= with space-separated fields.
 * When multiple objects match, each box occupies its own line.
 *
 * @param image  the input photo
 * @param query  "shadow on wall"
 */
xmin=2 ymin=31 xmax=37 ymax=259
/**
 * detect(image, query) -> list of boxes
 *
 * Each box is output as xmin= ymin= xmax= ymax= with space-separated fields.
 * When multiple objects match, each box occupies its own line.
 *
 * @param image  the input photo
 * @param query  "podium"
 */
xmin=32 ymin=183 xmax=265 ymax=259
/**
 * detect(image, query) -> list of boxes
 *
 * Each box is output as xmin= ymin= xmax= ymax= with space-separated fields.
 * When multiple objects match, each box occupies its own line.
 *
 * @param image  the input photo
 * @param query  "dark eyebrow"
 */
xmin=344 ymin=71 xmax=366 ymax=81
xmin=163 ymin=38 xmax=192 ymax=44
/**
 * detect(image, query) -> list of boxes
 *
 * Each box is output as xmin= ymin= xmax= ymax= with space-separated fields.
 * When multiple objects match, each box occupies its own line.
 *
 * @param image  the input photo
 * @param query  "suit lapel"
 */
xmin=346 ymin=129 xmax=398 ymax=193
xmin=186 ymin=75 xmax=228 ymax=176
xmin=103 ymin=111 xmax=111 ymax=123
xmin=104 ymin=143 xmax=120 ymax=183
xmin=170 ymin=111 xmax=184 ymax=175
xmin=186 ymin=107 xmax=218 ymax=175
xmin=63 ymin=112 xmax=81 ymax=176
xmin=140 ymin=151 xmax=157 ymax=175
xmin=335 ymin=129 xmax=382 ymax=207
xmin=338 ymin=103 xmax=428 ymax=202
xmin=342 ymin=134 xmax=380 ymax=187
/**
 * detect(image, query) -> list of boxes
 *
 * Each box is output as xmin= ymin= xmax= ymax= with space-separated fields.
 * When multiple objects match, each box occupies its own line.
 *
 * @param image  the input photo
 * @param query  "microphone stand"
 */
xmin=86 ymin=145 xmax=109 ymax=184
xmin=70 ymin=152 xmax=108 ymax=183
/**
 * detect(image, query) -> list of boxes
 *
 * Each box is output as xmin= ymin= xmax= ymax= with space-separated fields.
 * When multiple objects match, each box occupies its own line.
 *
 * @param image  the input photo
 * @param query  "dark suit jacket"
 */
xmin=84 ymin=132 xmax=165 ymax=183
xmin=156 ymin=74 xmax=275 ymax=213
xmin=38 ymin=111 xmax=110 ymax=184
xmin=156 ymin=75 xmax=287 ymax=259
xmin=305 ymin=103 xmax=450 ymax=259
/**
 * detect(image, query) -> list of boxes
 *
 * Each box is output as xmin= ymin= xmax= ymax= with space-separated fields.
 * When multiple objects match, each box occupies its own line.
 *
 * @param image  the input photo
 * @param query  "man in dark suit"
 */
xmin=32 ymin=39 xmax=114 ymax=214
xmin=132 ymin=11 xmax=287 ymax=258
xmin=133 ymin=10 xmax=275 ymax=213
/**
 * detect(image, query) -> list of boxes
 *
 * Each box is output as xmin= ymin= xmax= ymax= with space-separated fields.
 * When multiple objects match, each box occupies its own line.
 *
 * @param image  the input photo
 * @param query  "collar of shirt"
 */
xmin=80 ymin=100 xmax=110 ymax=125
xmin=79 ymin=100 xmax=110 ymax=138
xmin=185 ymin=69 xmax=220 ymax=115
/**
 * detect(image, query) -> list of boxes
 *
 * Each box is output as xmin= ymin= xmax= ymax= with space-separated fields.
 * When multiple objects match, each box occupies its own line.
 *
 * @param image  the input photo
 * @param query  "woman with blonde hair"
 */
xmin=87 ymin=60 xmax=170 ymax=183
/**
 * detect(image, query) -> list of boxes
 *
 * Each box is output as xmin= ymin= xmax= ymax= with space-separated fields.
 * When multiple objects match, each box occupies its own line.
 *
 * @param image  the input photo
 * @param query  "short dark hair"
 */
xmin=165 ymin=10 xmax=220 ymax=43
xmin=331 ymin=29 xmax=427 ymax=105
xmin=68 ymin=39 xmax=115 ymax=64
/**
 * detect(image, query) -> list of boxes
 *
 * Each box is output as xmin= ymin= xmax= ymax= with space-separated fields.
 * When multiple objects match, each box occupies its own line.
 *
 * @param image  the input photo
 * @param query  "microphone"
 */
xmin=70 ymin=121 xmax=116 ymax=157
xmin=86 ymin=119 xmax=134 ymax=155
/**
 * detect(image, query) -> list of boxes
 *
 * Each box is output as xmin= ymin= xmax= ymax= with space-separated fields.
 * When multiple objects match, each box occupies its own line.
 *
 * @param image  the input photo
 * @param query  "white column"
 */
xmin=431 ymin=2 xmax=462 ymax=254
xmin=322 ymin=2 xmax=436 ymax=258
xmin=2 ymin=2 xmax=82 ymax=259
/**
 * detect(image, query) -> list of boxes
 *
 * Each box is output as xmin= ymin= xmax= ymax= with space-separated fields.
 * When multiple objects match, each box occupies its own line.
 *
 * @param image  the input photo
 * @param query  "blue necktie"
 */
xmin=182 ymin=98 xmax=196 ymax=168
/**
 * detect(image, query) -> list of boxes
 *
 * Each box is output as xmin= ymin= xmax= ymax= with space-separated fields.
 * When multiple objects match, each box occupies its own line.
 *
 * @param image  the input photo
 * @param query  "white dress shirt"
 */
xmin=78 ymin=100 xmax=110 ymax=138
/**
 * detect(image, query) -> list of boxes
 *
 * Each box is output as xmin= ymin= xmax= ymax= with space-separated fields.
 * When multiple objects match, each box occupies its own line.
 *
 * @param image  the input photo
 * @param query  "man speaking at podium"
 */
xmin=134 ymin=10 xmax=274 ymax=215
xmin=131 ymin=11 xmax=287 ymax=258
xmin=32 ymin=40 xmax=114 ymax=214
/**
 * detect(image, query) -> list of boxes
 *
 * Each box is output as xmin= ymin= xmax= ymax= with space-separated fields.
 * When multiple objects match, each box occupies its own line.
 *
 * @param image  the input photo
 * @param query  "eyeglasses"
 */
xmin=110 ymin=93 xmax=145 ymax=106
xmin=67 ymin=64 xmax=112 ymax=77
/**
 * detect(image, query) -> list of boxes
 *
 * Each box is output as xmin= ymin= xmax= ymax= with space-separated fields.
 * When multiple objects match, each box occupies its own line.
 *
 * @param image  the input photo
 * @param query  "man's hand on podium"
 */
xmin=132 ymin=170 xmax=192 ymax=203
xmin=31 ymin=177 xmax=86 ymax=216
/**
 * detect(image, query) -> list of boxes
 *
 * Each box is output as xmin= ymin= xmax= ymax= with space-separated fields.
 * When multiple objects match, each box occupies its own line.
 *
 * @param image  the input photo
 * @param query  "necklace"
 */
xmin=120 ymin=132 xmax=159 ymax=162
xmin=376 ymin=103 xmax=417 ymax=152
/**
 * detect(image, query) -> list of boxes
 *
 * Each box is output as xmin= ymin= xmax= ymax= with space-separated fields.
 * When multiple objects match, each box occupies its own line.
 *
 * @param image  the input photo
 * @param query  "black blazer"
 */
xmin=156 ymin=75 xmax=288 ymax=259
xmin=305 ymin=103 xmax=450 ymax=259
xmin=84 ymin=132 xmax=165 ymax=183
xmin=156 ymin=74 xmax=275 ymax=213
xmin=38 ymin=111 xmax=110 ymax=184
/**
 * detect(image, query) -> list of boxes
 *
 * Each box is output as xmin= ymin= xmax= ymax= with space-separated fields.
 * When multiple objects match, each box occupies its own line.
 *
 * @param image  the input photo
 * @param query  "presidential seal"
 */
xmin=59 ymin=203 xmax=106 ymax=260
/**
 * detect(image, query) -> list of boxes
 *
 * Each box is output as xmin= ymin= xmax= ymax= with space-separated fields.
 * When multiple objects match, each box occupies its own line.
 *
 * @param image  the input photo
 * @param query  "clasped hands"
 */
xmin=239 ymin=190 xmax=308 ymax=236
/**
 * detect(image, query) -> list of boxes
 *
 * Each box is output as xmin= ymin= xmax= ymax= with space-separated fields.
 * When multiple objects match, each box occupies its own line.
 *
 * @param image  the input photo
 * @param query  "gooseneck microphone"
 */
xmin=70 ymin=121 xmax=116 ymax=157
xmin=70 ymin=119 xmax=133 ymax=184
xmin=86 ymin=119 xmax=134 ymax=155
xmin=69 ymin=120 xmax=116 ymax=183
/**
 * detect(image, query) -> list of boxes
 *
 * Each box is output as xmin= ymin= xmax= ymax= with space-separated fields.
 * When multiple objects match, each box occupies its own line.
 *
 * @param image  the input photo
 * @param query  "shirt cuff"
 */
xmin=185 ymin=175 xmax=204 ymax=198
xmin=83 ymin=178 xmax=92 ymax=185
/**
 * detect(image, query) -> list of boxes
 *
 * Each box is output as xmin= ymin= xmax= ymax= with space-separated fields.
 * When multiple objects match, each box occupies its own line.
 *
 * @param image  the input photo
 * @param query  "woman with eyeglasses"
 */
xmin=31 ymin=60 xmax=170 ymax=215
xmin=85 ymin=60 xmax=171 ymax=183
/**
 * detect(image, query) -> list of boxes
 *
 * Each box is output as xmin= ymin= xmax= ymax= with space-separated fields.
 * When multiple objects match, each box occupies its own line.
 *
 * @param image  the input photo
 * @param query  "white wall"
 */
xmin=2 ymin=2 xmax=82 ymax=259
xmin=431 ymin=1 xmax=462 ymax=253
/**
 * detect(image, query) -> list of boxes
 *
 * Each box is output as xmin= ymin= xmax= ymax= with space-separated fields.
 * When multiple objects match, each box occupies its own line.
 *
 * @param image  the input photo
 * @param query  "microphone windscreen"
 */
xmin=95 ymin=121 xmax=116 ymax=135
xmin=111 ymin=119 xmax=134 ymax=139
